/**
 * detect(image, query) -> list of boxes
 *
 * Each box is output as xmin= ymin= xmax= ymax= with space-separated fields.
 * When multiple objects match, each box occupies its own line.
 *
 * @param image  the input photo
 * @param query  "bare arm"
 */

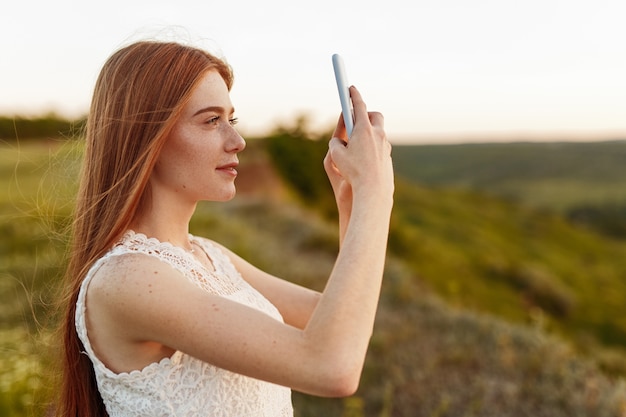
xmin=216 ymin=243 xmax=322 ymax=330
xmin=304 ymin=86 xmax=394 ymax=391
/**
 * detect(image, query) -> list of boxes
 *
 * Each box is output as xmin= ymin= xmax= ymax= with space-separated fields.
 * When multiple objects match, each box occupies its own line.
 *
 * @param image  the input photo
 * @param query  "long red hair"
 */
xmin=55 ymin=41 xmax=233 ymax=416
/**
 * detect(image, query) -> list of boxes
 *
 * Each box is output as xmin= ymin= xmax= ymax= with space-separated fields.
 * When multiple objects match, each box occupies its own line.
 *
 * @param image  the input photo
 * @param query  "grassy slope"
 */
xmin=390 ymin=179 xmax=626 ymax=354
xmin=2 ymin=139 xmax=626 ymax=416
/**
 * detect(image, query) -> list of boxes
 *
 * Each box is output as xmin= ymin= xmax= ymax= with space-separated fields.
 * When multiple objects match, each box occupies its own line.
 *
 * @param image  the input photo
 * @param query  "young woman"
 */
xmin=57 ymin=40 xmax=394 ymax=416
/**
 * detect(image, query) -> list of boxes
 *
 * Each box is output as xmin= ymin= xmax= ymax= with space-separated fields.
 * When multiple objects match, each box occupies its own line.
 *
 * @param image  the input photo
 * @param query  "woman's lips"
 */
xmin=216 ymin=162 xmax=238 ymax=176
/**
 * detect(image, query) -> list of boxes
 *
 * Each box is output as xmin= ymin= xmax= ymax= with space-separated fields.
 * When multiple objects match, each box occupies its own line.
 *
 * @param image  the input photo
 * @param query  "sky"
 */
xmin=1 ymin=0 xmax=625 ymax=144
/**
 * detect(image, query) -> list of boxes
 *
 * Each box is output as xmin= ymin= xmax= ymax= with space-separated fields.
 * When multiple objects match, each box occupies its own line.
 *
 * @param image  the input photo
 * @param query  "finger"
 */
xmin=323 ymin=149 xmax=337 ymax=175
xmin=324 ymin=147 xmax=343 ymax=189
xmin=328 ymin=136 xmax=347 ymax=151
xmin=332 ymin=114 xmax=347 ymax=143
xmin=349 ymin=86 xmax=368 ymax=126
xmin=368 ymin=111 xmax=385 ymax=130
xmin=328 ymin=136 xmax=348 ymax=166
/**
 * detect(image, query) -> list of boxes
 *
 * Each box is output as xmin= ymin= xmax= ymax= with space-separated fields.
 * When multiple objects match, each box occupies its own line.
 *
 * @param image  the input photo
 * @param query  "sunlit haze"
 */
xmin=2 ymin=0 xmax=625 ymax=143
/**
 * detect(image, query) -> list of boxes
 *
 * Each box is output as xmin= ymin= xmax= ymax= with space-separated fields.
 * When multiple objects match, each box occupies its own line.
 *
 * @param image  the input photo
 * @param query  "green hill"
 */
xmin=392 ymin=140 xmax=626 ymax=208
xmin=2 ymin=136 xmax=626 ymax=416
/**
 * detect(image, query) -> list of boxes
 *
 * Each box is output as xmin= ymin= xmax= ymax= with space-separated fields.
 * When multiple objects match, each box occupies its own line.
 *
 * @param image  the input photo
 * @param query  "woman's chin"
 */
xmin=218 ymin=188 xmax=237 ymax=202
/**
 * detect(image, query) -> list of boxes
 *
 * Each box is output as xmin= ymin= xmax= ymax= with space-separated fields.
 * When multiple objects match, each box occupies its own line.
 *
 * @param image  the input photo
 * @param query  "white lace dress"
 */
xmin=75 ymin=230 xmax=294 ymax=417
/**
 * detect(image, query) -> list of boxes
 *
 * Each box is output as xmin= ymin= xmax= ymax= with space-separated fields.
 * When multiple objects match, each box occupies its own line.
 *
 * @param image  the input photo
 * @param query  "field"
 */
xmin=0 ymin=140 xmax=77 ymax=415
xmin=392 ymin=140 xmax=626 ymax=210
xmin=2 ymin=136 xmax=626 ymax=416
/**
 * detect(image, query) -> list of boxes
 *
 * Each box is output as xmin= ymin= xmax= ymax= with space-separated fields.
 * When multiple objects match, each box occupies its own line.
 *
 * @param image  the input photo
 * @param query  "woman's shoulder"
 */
xmin=88 ymin=249 xmax=185 ymax=298
xmin=95 ymin=249 xmax=165 ymax=273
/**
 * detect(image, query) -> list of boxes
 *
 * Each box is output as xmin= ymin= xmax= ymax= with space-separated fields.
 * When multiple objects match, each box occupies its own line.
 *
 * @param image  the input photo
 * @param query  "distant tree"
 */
xmin=0 ymin=113 xmax=85 ymax=141
xmin=265 ymin=115 xmax=336 ymax=216
xmin=567 ymin=203 xmax=626 ymax=240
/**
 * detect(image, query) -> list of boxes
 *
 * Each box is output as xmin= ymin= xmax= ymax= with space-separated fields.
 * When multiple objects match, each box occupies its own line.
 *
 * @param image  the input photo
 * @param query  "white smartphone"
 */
xmin=332 ymin=54 xmax=355 ymax=137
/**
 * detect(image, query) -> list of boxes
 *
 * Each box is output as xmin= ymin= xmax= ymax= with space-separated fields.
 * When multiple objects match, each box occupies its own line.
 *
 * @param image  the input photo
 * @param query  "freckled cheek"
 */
xmin=171 ymin=143 xmax=203 ymax=170
xmin=161 ymin=137 xmax=216 ymax=185
xmin=178 ymin=151 xmax=218 ymax=192
xmin=186 ymin=150 xmax=212 ymax=174
xmin=155 ymin=150 xmax=200 ymax=189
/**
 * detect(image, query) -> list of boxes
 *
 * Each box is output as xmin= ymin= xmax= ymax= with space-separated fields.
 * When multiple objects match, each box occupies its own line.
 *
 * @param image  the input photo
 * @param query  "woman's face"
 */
xmin=151 ymin=70 xmax=246 ymax=204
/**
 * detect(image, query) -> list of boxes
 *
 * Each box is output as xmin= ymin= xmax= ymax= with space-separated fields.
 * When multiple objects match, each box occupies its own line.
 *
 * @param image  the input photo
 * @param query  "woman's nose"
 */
xmin=228 ymin=127 xmax=246 ymax=152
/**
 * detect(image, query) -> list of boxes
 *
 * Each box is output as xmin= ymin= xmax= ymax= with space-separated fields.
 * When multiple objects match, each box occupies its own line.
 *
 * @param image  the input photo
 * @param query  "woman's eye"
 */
xmin=204 ymin=116 xmax=238 ymax=127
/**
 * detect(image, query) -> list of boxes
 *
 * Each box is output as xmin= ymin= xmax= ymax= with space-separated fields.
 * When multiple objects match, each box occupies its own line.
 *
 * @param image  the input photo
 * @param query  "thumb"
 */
xmin=328 ymin=136 xmax=348 ymax=162
xmin=324 ymin=139 xmax=344 ymax=187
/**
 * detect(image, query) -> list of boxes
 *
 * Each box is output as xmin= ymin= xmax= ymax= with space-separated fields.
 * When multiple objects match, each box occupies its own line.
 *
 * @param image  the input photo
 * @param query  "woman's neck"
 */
xmin=130 ymin=191 xmax=197 ymax=251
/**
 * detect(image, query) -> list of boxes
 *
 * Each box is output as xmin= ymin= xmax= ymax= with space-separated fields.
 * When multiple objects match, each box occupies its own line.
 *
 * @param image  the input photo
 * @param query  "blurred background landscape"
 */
xmin=3 ymin=0 xmax=626 ymax=414
xmin=2 ymin=114 xmax=626 ymax=416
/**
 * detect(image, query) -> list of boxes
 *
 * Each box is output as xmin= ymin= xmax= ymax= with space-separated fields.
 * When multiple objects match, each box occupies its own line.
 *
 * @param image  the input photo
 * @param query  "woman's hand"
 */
xmin=324 ymin=122 xmax=353 ymax=241
xmin=324 ymin=86 xmax=394 ymax=239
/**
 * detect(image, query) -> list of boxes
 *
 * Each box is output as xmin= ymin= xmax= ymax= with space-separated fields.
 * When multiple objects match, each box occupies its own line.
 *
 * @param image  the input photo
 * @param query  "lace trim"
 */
xmin=116 ymin=230 xmax=283 ymax=318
